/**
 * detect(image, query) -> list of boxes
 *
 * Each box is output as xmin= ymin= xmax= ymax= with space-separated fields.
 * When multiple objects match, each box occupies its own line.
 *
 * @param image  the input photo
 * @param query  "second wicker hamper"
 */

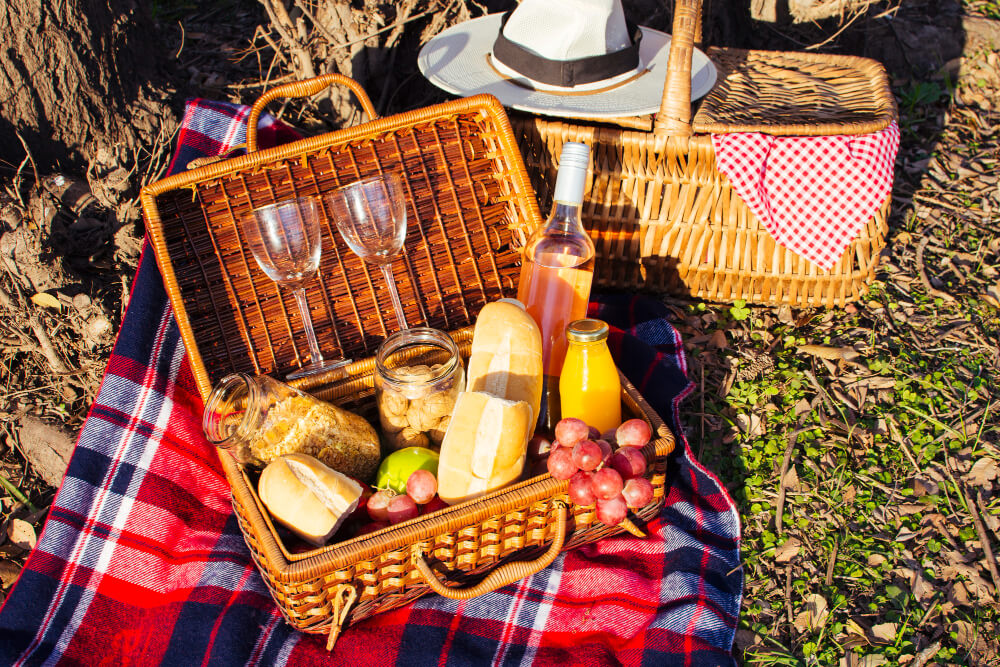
xmin=510 ymin=0 xmax=898 ymax=308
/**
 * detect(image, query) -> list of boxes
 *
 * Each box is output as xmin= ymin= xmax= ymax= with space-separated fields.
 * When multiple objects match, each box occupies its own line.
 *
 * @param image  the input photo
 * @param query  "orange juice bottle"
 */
xmin=517 ymin=142 xmax=595 ymax=434
xmin=559 ymin=319 xmax=621 ymax=435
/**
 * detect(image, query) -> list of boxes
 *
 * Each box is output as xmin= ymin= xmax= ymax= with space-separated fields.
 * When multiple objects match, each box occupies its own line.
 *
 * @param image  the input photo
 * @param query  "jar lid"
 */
xmin=566 ymin=318 xmax=608 ymax=343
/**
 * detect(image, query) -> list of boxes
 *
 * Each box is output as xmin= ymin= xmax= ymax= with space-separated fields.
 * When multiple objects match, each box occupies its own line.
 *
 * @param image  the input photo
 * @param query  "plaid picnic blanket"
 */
xmin=0 ymin=100 xmax=742 ymax=666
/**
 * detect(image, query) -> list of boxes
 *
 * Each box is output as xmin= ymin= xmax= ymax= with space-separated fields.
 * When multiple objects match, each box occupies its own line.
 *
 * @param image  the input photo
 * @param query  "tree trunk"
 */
xmin=0 ymin=0 xmax=173 ymax=172
xmin=255 ymin=0 xmax=480 ymax=128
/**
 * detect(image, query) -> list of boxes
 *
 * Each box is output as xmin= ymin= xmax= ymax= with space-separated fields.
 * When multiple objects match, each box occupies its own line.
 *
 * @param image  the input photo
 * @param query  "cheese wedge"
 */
xmin=436 ymin=391 xmax=533 ymax=505
xmin=465 ymin=298 xmax=543 ymax=430
xmin=258 ymin=453 xmax=363 ymax=546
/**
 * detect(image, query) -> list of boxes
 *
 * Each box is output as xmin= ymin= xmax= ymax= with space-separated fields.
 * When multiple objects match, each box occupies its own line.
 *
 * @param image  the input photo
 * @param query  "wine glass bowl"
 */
xmin=244 ymin=196 xmax=351 ymax=380
xmin=246 ymin=198 xmax=323 ymax=286
xmin=326 ymin=172 xmax=410 ymax=330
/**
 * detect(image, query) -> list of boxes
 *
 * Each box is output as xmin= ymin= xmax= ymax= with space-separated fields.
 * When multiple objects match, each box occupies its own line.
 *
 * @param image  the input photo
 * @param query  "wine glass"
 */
xmin=326 ymin=172 xmax=409 ymax=331
xmin=244 ymin=196 xmax=351 ymax=380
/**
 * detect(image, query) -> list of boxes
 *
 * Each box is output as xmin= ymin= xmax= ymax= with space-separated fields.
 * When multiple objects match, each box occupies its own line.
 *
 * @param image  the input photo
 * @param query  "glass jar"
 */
xmin=375 ymin=327 xmax=464 ymax=451
xmin=559 ymin=319 xmax=621 ymax=435
xmin=202 ymin=373 xmax=381 ymax=482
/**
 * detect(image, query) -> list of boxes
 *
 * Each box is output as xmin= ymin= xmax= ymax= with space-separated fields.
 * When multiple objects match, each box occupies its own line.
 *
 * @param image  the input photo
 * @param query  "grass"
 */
xmin=684 ymin=51 xmax=1000 ymax=661
xmin=693 ymin=286 xmax=999 ymax=663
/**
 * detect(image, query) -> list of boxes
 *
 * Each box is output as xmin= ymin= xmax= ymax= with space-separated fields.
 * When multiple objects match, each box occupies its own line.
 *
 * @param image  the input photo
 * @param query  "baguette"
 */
xmin=258 ymin=453 xmax=363 ymax=546
xmin=465 ymin=298 xmax=543 ymax=430
xmin=436 ymin=391 xmax=532 ymax=505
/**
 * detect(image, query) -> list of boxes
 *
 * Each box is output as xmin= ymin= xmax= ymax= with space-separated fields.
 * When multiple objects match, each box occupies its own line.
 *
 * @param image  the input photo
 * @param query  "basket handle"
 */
xmin=246 ymin=73 xmax=379 ymax=152
xmin=653 ymin=0 xmax=702 ymax=137
xmin=412 ymin=501 xmax=568 ymax=600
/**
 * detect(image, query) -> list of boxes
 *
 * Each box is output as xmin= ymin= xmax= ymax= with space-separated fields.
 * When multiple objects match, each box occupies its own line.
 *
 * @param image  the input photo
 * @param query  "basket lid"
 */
xmin=141 ymin=94 xmax=543 ymax=400
xmin=692 ymin=47 xmax=898 ymax=137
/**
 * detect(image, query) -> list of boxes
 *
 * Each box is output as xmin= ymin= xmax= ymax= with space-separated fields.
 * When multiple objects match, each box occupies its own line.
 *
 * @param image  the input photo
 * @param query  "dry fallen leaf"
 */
xmin=845 ymin=618 xmax=869 ymax=639
xmin=912 ymin=476 xmax=940 ymax=497
xmin=942 ymin=564 xmax=996 ymax=603
xmin=735 ymin=413 xmax=764 ymax=438
xmin=797 ymin=344 xmax=861 ymax=362
xmin=30 ymin=292 xmax=62 ymax=309
xmin=895 ymin=503 xmax=926 ymax=516
xmin=951 ymin=620 xmax=985 ymax=653
xmin=793 ymin=593 xmax=829 ymax=632
xmin=782 ymin=466 xmax=799 ymax=491
xmin=6 ymin=518 xmax=37 ymax=550
xmin=870 ymin=622 xmax=898 ymax=643
xmin=793 ymin=397 xmax=813 ymax=417
xmin=0 ymin=560 xmax=22 ymax=589
xmin=708 ymin=329 xmax=727 ymax=350
xmin=847 ymin=376 xmax=896 ymax=391
xmin=949 ymin=580 xmax=971 ymax=605
xmin=967 ymin=457 xmax=1000 ymax=491
xmin=843 ymin=484 xmax=857 ymax=504
xmin=775 ymin=537 xmax=801 ymax=563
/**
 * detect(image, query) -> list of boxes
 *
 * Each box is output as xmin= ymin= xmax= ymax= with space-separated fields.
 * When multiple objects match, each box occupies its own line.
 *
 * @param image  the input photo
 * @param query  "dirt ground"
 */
xmin=1 ymin=0 xmax=998 ymax=664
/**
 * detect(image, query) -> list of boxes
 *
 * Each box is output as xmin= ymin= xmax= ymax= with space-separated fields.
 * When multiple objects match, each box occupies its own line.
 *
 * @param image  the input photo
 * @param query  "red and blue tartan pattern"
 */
xmin=0 ymin=100 xmax=742 ymax=666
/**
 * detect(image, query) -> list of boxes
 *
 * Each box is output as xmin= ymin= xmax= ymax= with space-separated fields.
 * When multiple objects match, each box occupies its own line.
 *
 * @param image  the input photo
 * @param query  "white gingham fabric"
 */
xmin=712 ymin=122 xmax=900 ymax=270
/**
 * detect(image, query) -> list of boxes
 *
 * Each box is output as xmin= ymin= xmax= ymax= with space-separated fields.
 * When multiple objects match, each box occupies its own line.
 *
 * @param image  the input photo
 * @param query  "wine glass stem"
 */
xmin=380 ymin=263 xmax=408 ymax=330
xmin=292 ymin=287 xmax=326 ymax=365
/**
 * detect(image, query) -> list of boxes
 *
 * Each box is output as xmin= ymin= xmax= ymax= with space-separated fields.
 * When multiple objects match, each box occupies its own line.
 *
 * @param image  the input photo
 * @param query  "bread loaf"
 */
xmin=436 ymin=391 xmax=533 ymax=505
xmin=465 ymin=299 xmax=543 ymax=430
xmin=258 ymin=453 xmax=363 ymax=546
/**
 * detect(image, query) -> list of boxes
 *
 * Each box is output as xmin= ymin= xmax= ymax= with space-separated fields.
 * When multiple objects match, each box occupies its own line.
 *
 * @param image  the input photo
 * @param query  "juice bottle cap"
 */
xmin=566 ymin=318 xmax=609 ymax=343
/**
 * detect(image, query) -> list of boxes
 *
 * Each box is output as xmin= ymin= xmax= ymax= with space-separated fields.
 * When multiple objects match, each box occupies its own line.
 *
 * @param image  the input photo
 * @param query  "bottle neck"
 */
xmin=567 ymin=338 xmax=607 ymax=349
xmin=545 ymin=200 xmax=584 ymax=229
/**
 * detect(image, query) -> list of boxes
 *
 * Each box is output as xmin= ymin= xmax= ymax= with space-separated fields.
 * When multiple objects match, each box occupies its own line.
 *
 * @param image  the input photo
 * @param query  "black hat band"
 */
xmin=491 ymin=12 xmax=643 ymax=88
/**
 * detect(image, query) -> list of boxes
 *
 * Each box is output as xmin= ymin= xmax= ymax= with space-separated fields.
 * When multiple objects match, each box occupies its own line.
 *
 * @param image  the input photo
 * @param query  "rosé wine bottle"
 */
xmin=516 ymin=142 xmax=595 ymax=435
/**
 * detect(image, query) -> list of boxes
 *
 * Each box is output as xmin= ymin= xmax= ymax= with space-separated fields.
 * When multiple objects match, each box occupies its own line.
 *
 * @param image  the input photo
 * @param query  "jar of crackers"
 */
xmin=374 ymin=327 xmax=464 ymax=451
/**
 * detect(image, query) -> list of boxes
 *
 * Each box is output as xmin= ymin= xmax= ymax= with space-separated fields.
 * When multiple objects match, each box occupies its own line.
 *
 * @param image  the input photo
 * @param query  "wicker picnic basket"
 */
xmin=511 ymin=0 xmax=898 ymax=308
xmin=140 ymin=74 xmax=676 ymax=649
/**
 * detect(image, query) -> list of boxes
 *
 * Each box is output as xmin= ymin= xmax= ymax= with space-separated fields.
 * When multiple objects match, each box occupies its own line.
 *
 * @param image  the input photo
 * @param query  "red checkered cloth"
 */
xmin=0 ymin=99 xmax=742 ymax=666
xmin=712 ymin=122 xmax=899 ymax=270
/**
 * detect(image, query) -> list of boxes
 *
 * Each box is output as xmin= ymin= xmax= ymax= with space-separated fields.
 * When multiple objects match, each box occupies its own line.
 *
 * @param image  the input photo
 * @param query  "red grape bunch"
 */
xmin=546 ymin=417 xmax=655 ymax=527
xmin=361 ymin=469 xmax=443 ymax=534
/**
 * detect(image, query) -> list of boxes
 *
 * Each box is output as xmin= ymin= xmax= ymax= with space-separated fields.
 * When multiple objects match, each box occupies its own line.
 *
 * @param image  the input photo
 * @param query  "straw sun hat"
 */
xmin=417 ymin=0 xmax=717 ymax=119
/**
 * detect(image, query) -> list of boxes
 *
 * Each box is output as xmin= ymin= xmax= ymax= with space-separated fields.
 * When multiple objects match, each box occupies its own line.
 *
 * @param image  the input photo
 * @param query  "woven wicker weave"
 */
xmin=510 ymin=0 xmax=897 ymax=307
xmin=140 ymin=75 xmax=675 ymax=646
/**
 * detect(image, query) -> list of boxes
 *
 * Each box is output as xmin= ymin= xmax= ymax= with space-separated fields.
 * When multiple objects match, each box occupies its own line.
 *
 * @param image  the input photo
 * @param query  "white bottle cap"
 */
xmin=552 ymin=142 xmax=589 ymax=205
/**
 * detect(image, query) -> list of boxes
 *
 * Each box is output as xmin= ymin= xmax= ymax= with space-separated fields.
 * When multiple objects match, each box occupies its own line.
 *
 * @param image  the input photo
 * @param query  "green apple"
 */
xmin=376 ymin=447 xmax=439 ymax=494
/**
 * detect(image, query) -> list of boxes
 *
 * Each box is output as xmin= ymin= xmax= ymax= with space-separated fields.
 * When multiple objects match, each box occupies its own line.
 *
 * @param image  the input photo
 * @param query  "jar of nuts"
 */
xmin=374 ymin=327 xmax=464 ymax=451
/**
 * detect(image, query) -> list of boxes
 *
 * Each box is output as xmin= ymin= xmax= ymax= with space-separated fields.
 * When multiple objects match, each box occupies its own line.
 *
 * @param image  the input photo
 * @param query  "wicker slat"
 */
xmin=141 ymin=77 xmax=676 ymax=643
xmin=509 ymin=0 xmax=897 ymax=307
